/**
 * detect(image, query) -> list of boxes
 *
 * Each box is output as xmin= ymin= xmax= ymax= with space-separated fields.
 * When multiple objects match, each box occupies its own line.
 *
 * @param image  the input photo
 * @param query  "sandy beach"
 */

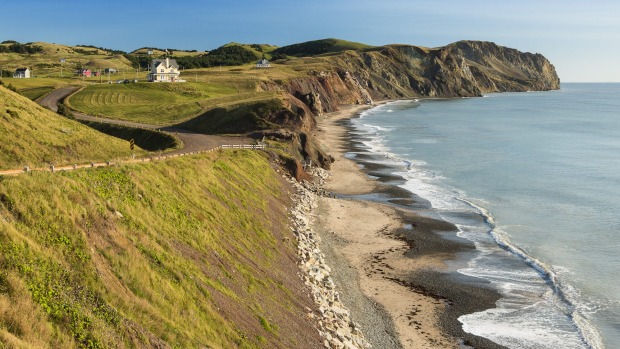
xmin=310 ymin=105 xmax=506 ymax=349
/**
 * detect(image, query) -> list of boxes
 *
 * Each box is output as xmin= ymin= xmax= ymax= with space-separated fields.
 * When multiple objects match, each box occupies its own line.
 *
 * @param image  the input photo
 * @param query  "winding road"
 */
xmin=38 ymin=86 xmax=251 ymax=155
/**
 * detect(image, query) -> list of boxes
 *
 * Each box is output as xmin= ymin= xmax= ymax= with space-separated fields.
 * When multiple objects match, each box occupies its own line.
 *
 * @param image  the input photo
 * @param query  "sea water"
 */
xmin=348 ymin=83 xmax=620 ymax=349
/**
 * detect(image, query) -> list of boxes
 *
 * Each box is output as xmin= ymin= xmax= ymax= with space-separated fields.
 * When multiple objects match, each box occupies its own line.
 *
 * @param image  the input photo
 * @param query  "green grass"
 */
xmin=0 ymin=150 xmax=306 ymax=348
xmin=273 ymin=38 xmax=375 ymax=57
xmin=0 ymin=42 xmax=136 ymax=79
xmin=179 ymin=98 xmax=285 ymax=134
xmin=17 ymin=86 xmax=54 ymax=100
xmin=4 ymin=77 xmax=84 ymax=91
xmin=0 ymin=86 xmax=140 ymax=170
xmin=66 ymin=82 xmax=240 ymax=125
xmin=77 ymin=121 xmax=181 ymax=152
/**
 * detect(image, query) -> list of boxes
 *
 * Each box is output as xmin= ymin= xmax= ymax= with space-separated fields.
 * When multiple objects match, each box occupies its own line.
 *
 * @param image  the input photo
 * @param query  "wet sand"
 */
xmin=311 ymin=105 xmax=507 ymax=349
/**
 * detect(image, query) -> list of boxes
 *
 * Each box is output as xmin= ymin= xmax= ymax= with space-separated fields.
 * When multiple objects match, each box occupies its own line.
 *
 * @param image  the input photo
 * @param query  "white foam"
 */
xmin=459 ymin=304 xmax=589 ymax=349
xmin=349 ymin=103 xmax=603 ymax=349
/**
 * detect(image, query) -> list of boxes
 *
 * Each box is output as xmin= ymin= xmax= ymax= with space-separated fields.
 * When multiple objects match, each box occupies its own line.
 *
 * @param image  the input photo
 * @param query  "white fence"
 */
xmin=220 ymin=144 xmax=266 ymax=150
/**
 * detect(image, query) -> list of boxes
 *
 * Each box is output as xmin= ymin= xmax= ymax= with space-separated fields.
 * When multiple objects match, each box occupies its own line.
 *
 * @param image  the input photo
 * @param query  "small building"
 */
xmin=104 ymin=68 xmax=117 ymax=74
xmin=77 ymin=69 xmax=91 ymax=77
xmin=256 ymin=58 xmax=271 ymax=68
xmin=13 ymin=68 xmax=30 ymax=78
xmin=147 ymin=57 xmax=181 ymax=82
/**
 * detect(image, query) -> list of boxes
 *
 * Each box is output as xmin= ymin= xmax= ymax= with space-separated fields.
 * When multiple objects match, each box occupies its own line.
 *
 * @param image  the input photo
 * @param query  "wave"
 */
xmin=347 ymin=108 xmax=603 ymax=349
xmin=456 ymin=198 xmax=604 ymax=349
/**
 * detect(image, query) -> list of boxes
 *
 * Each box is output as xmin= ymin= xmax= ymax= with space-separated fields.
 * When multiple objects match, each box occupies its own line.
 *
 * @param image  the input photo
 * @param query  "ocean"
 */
xmin=347 ymin=83 xmax=620 ymax=349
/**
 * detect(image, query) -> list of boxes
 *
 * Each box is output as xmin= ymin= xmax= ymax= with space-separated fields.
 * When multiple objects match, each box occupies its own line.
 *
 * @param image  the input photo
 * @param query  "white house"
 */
xmin=147 ymin=58 xmax=181 ymax=82
xmin=256 ymin=59 xmax=271 ymax=68
xmin=13 ymin=68 xmax=30 ymax=78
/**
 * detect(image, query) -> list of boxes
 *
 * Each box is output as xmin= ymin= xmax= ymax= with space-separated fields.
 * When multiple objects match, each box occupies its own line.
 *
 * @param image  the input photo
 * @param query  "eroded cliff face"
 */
xmin=272 ymin=40 xmax=559 ymax=115
xmin=258 ymin=40 xmax=560 ymax=169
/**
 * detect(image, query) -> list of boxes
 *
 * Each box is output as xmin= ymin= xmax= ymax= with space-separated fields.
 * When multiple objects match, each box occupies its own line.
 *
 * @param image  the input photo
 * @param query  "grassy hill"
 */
xmin=272 ymin=38 xmax=375 ymax=57
xmin=0 ymin=84 xmax=138 ymax=170
xmin=0 ymin=150 xmax=320 ymax=348
xmin=65 ymin=82 xmax=235 ymax=124
xmin=0 ymin=41 xmax=137 ymax=79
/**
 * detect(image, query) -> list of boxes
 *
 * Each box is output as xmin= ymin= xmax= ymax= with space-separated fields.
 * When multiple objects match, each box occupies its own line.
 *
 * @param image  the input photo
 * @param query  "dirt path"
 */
xmin=38 ymin=86 xmax=252 ymax=154
xmin=38 ymin=86 xmax=79 ymax=112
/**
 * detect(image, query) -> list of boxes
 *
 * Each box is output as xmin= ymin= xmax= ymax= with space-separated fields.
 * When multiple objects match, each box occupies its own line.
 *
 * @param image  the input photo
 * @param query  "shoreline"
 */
xmin=310 ymin=103 xmax=507 ymax=348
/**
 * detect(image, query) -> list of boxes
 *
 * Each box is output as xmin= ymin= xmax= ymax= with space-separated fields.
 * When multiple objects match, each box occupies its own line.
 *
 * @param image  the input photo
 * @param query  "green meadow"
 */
xmin=65 ymin=75 xmax=287 ymax=126
xmin=66 ymin=82 xmax=240 ymax=125
xmin=0 ymin=150 xmax=311 ymax=348
xmin=0 ymin=86 xmax=139 ymax=170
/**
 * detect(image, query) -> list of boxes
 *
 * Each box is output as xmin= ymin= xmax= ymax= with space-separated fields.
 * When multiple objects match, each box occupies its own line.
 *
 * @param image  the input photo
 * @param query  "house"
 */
xmin=147 ymin=57 xmax=181 ymax=82
xmin=256 ymin=58 xmax=270 ymax=68
xmin=13 ymin=68 xmax=30 ymax=78
xmin=77 ymin=69 xmax=91 ymax=77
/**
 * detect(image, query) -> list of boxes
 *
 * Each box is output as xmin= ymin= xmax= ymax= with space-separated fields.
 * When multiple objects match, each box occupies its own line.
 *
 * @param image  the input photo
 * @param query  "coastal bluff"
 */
xmin=265 ymin=40 xmax=559 ymax=114
xmin=257 ymin=39 xmax=559 ymax=168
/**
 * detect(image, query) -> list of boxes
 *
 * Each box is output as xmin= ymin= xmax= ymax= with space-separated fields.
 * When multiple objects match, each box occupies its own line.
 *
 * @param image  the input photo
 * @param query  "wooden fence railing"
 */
xmin=0 ymin=144 xmax=266 ymax=176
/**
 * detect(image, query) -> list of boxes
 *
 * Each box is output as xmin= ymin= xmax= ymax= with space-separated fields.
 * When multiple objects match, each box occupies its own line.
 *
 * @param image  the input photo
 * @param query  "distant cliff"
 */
xmin=255 ymin=40 xmax=559 ymax=169
xmin=267 ymin=40 xmax=559 ymax=116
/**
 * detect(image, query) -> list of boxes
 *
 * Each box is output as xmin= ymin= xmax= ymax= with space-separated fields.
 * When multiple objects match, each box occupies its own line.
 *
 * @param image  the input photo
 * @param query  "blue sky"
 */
xmin=2 ymin=0 xmax=619 ymax=82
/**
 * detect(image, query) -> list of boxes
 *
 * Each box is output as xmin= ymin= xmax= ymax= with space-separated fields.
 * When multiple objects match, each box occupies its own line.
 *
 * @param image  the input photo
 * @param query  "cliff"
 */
xmin=255 ymin=40 xmax=559 ymax=169
xmin=273 ymin=40 xmax=559 ymax=115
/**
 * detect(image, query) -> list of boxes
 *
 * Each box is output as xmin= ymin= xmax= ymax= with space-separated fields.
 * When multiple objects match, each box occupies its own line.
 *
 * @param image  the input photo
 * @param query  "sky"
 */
xmin=1 ymin=0 xmax=619 ymax=82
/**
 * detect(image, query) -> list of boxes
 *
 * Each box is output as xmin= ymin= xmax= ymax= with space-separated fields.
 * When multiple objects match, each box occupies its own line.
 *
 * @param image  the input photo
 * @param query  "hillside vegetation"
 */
xmin=0 ymin=85 xmax=137 ymax=170
xmin=0 ymin=41 xmax=137 ymax=79
xmin=65 ymin=82 xmax=239 ymax=125
xmin=272 ymin=38 xmax=375 ymax=57
xmin=0 ymin=150 xmax=320 ymax=348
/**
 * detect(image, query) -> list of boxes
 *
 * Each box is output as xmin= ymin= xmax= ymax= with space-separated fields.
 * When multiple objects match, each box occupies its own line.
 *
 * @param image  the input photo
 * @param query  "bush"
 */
xmin=0 ymin=43 xmax=43 ymax=54
xmin=57 ymin=103 xmax=74 ymax=118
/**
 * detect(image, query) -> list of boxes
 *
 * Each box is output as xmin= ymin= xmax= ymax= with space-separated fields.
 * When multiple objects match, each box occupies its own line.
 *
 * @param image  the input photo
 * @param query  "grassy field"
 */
xmin=64 ymin=65 xmax=295 ymax=126
xmin=65 ymin=82 xmax=247 ymax=125
xmin=0 ymin=150 xmax=315 ymax=348
xmin=0 ymin=86 xmax=141 ymax=170
xmin=0 ymin=42 xmax=136 ymax=78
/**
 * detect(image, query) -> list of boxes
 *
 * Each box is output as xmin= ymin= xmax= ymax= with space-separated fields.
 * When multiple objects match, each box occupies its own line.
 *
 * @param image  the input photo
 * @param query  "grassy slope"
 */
xmin=0 ymin=150 xmax=317 ymax=348
xmin=0 ymin=42 xmax=136 ymax=78
xmin=222 ymin=43 xmax=278 ymax=60
xmin=0 ymin=86 xmax=138 ymax=170
xmin=66 ymin=82 xmax=239 ymax=125
xmin=272 ymin=38 xmax=375 ymax=57
xmin=65 ymin=67 xmax=290 ymax=126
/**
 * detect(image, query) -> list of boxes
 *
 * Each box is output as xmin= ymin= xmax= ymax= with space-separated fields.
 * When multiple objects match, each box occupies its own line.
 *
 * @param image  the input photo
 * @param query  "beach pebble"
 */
xmin=289 ymin=175 xmax=371 ymax=349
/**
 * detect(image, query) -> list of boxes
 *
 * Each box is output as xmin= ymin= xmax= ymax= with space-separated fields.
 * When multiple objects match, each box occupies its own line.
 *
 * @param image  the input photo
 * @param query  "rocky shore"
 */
xmin=281 ymin=104 xmax=510 ymax=349
xmin=288 ymin=168 xmax=372 ymax=349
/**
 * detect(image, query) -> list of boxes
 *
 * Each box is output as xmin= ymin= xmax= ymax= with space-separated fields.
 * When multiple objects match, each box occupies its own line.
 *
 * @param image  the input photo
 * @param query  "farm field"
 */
xmin=66 ymin=82 xmax=249 ymax=125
